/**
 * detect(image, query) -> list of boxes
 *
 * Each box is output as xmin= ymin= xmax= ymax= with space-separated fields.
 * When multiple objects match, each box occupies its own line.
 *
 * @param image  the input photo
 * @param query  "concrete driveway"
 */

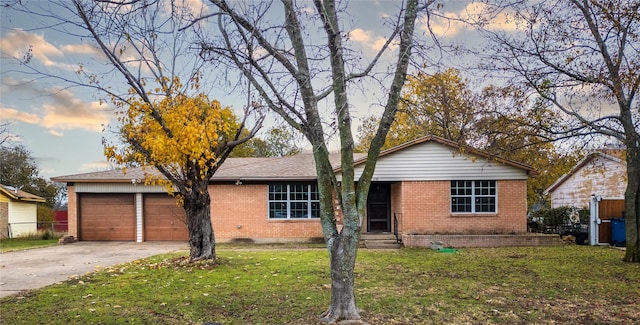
xmin=0 ymin=241 xmax=188 ymax=298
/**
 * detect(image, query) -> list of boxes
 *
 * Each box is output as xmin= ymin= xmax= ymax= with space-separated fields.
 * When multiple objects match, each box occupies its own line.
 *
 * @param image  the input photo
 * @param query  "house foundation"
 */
xmin=402 ymin=234 xmax=564 ymax=248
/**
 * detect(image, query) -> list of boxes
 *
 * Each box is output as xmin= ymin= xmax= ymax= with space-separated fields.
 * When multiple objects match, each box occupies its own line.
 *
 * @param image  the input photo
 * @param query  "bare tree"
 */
xmin=191 ymin=0 xmax=433 ymax=321
xmin=0 ymin=122 xmax=12 ymax=148
xmin=477 ymin=0 xmax=640 ymax=262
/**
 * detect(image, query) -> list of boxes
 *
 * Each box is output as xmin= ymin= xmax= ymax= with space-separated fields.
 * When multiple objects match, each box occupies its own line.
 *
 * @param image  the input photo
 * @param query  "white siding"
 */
xmin=347 ymin=142 xmax=528 ymax=182
xmin=136 ymin=193 xmax=143 ymax=242
xmin=8 ymin=201 xmax=37 ymax=237
xmin=75 ymin=183 xmax=170 ymax=193
xmin=550 ymin=156 xmax=627 ymax=208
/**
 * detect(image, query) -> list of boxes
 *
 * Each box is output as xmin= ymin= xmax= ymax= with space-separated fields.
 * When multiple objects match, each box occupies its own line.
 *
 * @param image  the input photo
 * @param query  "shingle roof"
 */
xmin=0 ymin=184 xmax=47 ymax=203
xmin=213 ymin=153 xmax=322 ymax=181
xmin=51 ymin=135 xmax=536 ymax=183
xmin=51 ymin=152 xmax=365 ymax=183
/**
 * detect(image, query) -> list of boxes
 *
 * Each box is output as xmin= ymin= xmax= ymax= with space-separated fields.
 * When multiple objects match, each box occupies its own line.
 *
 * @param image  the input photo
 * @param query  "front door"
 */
xmin=367 ymin=183 xmax=391 ymax=232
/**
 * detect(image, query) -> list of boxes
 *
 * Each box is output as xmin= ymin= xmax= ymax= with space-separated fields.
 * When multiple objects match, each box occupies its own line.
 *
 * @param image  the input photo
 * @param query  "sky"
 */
xmin=0 ymin=0 xmax=512 ymax=181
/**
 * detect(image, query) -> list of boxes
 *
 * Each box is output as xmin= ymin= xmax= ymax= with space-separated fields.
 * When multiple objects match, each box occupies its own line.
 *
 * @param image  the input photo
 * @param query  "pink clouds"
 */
xmin=0 ymin=107 xmax=40 ymax=124
xmin=424 ymin=3 xmax=521 ymax=37
xmin=1 ymin=30 xmax=102 ymax=70
xmin=348 ymin=28 xmax=394 ymax=51
xmin=1 ymin=87 xmax=111 ymax=137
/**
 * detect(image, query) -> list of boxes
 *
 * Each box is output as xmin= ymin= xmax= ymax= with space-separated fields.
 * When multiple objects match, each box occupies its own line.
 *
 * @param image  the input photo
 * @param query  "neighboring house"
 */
xmin=52 ymin=135 xmax=536 ymax=243
xmin=544 ymin=149 xmax=627 ymax=209
xmin=544 ymin=149 xmax=627 ymax=244
xmin=0 ymin=184 xmax=46 ymax=238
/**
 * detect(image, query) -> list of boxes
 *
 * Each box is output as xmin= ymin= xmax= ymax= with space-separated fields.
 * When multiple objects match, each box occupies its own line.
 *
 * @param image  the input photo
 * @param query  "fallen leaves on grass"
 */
xmin=145 ymin=255 xmax=219 ymax=270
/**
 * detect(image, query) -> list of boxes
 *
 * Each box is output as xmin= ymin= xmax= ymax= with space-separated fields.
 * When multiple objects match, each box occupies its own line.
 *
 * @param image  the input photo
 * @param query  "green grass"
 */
xmin=0 ymin=237 xmax=59 ymax=253
xmin=1 ymin=246 xmax=639 ymax=324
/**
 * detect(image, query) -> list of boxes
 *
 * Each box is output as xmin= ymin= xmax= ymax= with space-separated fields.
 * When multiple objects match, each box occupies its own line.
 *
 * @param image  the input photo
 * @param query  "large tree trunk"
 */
xmin=313 ymin=144 xmax=363 ymax=323
xmin=624 ymin=144 xmax=640 ymax=263
xmin=321 ymin=233 xmax=361 ymax=322
xmin=183 ymin=182 xmax=215 ymax=261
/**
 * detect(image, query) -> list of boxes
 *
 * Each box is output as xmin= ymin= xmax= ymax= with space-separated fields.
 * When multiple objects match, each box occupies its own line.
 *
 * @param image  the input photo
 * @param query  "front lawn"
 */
xmin=1 ymin=246 xmax=638 ymax=324
xmin=0 ymin=237 xmax=59 ymax=253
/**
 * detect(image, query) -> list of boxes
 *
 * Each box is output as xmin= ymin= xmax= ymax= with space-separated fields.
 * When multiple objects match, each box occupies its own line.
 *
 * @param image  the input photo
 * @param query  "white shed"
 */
xmin=0 ymin=184 xmax=46 ymax=238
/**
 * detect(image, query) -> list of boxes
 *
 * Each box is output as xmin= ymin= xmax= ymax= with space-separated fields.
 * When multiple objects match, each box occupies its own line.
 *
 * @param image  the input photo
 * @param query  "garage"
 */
xmin=79 ymin=193 xmax=136 ymax=241
xmin=144 ymin=194 xmax=188 ymax=241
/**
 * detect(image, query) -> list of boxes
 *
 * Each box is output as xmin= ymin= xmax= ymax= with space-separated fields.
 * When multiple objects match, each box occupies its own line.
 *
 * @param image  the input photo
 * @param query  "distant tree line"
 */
xmin=0 ymin=124 xmax=64 ymax=225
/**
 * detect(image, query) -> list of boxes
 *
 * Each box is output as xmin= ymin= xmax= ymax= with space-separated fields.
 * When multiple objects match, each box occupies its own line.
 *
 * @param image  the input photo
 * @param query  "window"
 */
xmin=451 ymin=180 xmax=496 ymax=213
xmin=268 ymin=183 xmax=320 ymax=219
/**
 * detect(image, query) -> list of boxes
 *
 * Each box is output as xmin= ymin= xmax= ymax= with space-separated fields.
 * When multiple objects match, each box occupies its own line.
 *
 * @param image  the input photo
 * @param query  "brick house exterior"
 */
xmin=53 ymin=135 xmax=535 ymax=242
xmin=393 ymin=180 xmax=527 ymax=235
xmin=210 ymin=184 xmax=324 ymax=241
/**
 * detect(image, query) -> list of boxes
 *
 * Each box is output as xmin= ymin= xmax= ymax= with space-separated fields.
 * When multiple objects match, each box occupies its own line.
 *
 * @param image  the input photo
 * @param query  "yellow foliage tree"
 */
xmin=105 ymin=79 xmax=261 ymax=261
xmin=11 ymin=0 xmax=265 ymax=262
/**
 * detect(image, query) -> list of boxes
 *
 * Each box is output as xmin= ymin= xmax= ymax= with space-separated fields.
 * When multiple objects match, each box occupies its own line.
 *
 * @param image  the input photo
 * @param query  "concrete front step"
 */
xmin=361 ymin=233 xmax=401 ymax=249
xmin=364 ymin=241 xmax=402 ymax=249
xmin=361 ymin=233 xmax=397 ymax=240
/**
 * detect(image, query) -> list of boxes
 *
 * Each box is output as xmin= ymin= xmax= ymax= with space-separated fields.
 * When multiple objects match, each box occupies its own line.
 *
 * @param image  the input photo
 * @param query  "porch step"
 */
xmin=361 ymin=233 xmax=401 ymax=249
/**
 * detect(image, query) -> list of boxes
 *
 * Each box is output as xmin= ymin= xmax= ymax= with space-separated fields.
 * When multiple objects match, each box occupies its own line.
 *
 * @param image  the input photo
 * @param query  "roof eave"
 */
xmin=0 ymin=187 xmax=47 ymax=203
xmin=52 ymin=176 xmax=320 ymax=183
xmin=18 ymin=197 xmax=47 ymax=203
xmin=212 ymin=176 xmax=318 ymax=182
xmin=50 ymin=178 xmax=138 ymax=183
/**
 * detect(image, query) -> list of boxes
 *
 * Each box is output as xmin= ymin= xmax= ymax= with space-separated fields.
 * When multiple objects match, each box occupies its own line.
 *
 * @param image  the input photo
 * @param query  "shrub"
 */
xmin=528 ymin=206 xmax=589 ymax=233
xmin=40 ymin=230 xmax=52 ymax=240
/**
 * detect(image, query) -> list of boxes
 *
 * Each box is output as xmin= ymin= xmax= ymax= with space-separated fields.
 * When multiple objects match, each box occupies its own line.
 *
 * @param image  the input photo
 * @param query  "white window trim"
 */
xmin=268 ymin=183 xmax=319 ymax=219
xmin=450 ymin=180 xmax=498 ymax=214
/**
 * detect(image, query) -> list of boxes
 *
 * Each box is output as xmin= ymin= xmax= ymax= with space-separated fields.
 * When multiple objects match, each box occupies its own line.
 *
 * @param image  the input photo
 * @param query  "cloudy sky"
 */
xmin=0 ymin=1 xmax=510 ymax=180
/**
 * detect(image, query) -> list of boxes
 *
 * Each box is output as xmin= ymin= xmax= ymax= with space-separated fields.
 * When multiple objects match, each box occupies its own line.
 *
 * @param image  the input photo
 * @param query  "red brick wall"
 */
xmin=67 ymin=185 xmax=78 ymax=239
xmin=497 ymin=180 xmax=528 ymax=233
xmin=390 ymin=182 xmax=403 ymax=233
xmin=209 ymin=184 xmax=324 ymax=241
xmin=394 ymin=180 xmax=527 ymax=235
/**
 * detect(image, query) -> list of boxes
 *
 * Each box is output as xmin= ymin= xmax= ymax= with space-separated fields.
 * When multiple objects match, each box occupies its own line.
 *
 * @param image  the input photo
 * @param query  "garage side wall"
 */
xmin=210 ymin=184 xmax=323 ymax=242
xmin=67 ymin=185 xmax=77 ymax=238
xmin=397 ymin=180 xmax=527 ymax=235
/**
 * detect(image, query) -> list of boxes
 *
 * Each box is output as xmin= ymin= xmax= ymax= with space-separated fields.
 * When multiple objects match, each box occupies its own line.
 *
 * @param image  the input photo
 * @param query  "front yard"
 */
xmin=1 ymin=245 xmax=638 ymax=324
xmin=0 ymin=236 xmax=60 ymax=253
